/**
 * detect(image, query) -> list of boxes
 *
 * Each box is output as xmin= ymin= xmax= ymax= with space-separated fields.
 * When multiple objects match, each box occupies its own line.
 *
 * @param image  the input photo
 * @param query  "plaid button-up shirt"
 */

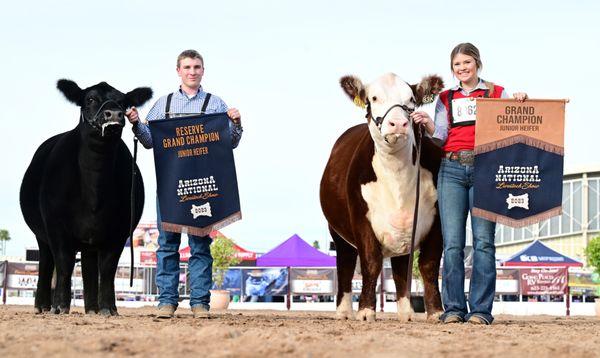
xmin=133 ymin=87 xmax=243 ymax=149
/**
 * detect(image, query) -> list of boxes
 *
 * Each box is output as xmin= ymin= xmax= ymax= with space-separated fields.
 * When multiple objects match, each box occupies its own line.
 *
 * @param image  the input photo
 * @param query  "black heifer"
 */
xmin=20 ymin=80 xmax=152 ymax=315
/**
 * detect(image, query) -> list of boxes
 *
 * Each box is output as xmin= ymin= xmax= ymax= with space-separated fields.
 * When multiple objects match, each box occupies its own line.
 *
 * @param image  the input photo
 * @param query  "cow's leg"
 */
xmin=356 ymin=231 xmax=382 ymax=322
xmin=98 ymin=249 xmax=121 ymax=316
xmin=51 ymin=247 xmax=76 ymax=314
xmin=390 ymin=255 xmax=414 ymax=322
xmin=418 ymin=217 xmax=444 ymax=321
xmin=81 ymin=250 xmax=99 ymax=314
xmin=331 ymin=226 xmax=357 ymax=320
xmin=34 ymin=240 xmax=54 ymax=314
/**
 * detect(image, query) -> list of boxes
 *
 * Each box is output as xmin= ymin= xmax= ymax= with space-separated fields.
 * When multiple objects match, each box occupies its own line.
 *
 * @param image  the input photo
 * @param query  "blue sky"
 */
xmin=1 ymin=0 xmax=598 ymax=256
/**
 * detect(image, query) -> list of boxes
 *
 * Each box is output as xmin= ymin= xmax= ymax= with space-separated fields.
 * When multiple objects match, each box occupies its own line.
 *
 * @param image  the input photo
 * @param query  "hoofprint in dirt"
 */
xmin=0 ymin=305 xmax=598 ymax=357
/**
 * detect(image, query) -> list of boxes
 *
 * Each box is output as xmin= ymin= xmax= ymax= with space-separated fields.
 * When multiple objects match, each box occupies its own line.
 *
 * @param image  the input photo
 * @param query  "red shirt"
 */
xmin=438 ymin=84 xmax=504 ymax=152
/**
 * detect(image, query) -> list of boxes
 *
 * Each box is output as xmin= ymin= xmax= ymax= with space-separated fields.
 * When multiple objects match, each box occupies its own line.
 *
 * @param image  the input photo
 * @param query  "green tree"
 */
xmin=412 ymin=250 xmax=421 ymax=281
xmin=0 ymin=229 xmax=10 ymax=256
xmin=210 ymin=235 xmax=241 ymax=289
xmin=585 ymin=236 xmax=600 ymax=296
xmin=312 ymin=240 xmax=320 ymax=250
xmin=585 ymin=236 xmax=600 ymax=276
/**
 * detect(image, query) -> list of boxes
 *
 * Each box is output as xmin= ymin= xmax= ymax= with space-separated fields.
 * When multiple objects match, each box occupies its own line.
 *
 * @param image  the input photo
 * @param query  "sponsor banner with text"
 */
xmin=290 ymin=268 xmax=335 ymax=294
xmin=519 ymin=267 xmax=568 ymax=295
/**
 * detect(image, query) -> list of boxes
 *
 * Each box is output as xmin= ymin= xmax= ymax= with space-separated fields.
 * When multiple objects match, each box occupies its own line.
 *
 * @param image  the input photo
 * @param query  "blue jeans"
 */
xmin=155 ymin=200 xmax=213 ymax=310
xmin=438 ymin=159 xmax=496 ymax=324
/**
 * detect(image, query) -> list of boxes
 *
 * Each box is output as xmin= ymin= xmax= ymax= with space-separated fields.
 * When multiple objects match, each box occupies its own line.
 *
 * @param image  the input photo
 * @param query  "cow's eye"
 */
xmin=87 ymin=97 xmax=96 ymax=104
xmin=372 ymin=96 xmax=377 ymax=102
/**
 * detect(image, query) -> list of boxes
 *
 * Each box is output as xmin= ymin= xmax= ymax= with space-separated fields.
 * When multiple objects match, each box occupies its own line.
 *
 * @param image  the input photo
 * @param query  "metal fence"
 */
xmin=2 ymin=261 xmax=598 ymax=306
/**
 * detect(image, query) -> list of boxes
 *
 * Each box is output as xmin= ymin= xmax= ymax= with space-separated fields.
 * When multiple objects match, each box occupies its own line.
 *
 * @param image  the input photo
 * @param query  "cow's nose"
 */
xmin=387 ymin=117 xmax=409 ymax=129
xmin=104 ymin=110 xmax=124 ymax=121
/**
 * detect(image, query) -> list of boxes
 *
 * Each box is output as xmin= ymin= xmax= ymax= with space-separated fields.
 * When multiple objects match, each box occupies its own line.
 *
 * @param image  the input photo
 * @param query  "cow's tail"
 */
xmin=129 ymin=138 xmax=138 ymax=287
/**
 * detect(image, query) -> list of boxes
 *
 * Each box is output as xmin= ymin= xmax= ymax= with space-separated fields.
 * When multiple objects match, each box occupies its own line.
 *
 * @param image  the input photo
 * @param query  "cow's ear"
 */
xmin=411 ymin=75 xmax=444 ymax=107
xmin=57 ymin=79 xmax=83 ymax=106
xmin=125 ymin=87 xmax=153 ymax=107
xmin=340 ymin=75 xmax=367 ymax=109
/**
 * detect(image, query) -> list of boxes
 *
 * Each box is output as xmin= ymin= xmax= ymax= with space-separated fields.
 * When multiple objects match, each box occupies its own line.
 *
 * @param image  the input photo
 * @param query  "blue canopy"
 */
xmin=502 ymin=239 xmax=583 ymax=267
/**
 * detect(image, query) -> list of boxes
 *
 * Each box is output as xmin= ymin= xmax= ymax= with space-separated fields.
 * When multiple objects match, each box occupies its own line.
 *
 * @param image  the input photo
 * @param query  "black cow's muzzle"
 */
xmin=82 ymin=100 xmax=126 ymax=137
xmin=100 ymin=110 xmax=124 ymax=136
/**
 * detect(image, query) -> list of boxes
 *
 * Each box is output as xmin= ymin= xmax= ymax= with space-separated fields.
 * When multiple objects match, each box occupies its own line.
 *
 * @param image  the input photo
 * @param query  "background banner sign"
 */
xmin=242 ymin=268 xmax=288 ymax=296
xmin=290 ymin=268 xmax=335 ymax=294
xmin=519 ymin=267 xmax=568 ymax=295
xmin=496 ymin=268 xmax=519 ymax=294
xmin=6 ymin=262 xmax=39 ymax=289
xmin=213 ymin=268 xmax=242 ymax=295
xmin=473 ymin=99 xmax=566 ymax=227
xmin=150 ymin=113 xmax=241 ymax=236
xmin=0 ymin=261 xmax=6 ymax=287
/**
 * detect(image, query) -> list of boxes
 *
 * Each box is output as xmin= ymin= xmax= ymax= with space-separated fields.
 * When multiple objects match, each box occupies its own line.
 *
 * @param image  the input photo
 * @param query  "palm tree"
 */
xmin=0 ymin=229 xmax=10 ymax=256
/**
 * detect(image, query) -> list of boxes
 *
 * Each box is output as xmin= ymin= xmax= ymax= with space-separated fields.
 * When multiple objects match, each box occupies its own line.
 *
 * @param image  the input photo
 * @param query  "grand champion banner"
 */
xmin=149 ymin=113 xmax=241 ymax=236
xmin=473 ymin=99 xmax=567 ymax=227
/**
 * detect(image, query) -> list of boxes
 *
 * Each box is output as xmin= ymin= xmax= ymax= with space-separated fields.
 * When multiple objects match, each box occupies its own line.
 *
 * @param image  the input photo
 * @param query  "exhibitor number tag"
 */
xmin=452 ymin=97 xmax=478 ymax=125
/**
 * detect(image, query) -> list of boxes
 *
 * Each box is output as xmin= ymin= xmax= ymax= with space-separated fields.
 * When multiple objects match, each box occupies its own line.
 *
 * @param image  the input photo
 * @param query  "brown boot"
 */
xmin=191 ymin=305 xmax=210 ymax=319
xmin=156 ymin=304 xmax=176 ymax=318
xmin=467 ymin=315 xmax=490 ymax=325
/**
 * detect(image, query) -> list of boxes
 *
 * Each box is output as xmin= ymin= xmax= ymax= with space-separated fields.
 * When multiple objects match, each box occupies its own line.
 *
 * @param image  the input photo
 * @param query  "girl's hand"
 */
xmin=513 ymin=92 xmax=528 ymax=102
xmin=410 ymin=111 xmax=435 ymax=135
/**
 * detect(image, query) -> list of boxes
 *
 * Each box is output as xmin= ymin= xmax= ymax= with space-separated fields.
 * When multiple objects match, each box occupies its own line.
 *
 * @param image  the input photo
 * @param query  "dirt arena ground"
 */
xmin=1 ymin=305 xmax=599 ymax=357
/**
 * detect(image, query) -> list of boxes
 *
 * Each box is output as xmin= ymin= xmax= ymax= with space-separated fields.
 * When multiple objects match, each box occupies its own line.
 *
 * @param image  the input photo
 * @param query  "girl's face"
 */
xmin=452 ymin=53 xmax=479 ymax=85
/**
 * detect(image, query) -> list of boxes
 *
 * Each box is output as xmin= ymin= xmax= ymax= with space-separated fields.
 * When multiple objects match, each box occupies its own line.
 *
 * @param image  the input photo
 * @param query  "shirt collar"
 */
xmin=450 ymin=79 xmax=488 ymax=93
xmin=176 ymin=85 xmax=204 ymax=99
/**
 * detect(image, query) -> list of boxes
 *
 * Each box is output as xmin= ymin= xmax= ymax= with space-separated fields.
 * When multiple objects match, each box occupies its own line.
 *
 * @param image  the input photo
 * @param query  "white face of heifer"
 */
xmin=340 ymin=73 xmax=443 ymax=154
xmin=366 ymin=74 xmax=416 ymax=152
xmin=57 ymin=79 xmax=153 ymax=138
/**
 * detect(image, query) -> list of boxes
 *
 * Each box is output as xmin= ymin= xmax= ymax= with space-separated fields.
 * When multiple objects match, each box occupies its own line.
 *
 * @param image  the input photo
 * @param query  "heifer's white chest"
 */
xmin=361 ymin=154 xmax=437 ymax=257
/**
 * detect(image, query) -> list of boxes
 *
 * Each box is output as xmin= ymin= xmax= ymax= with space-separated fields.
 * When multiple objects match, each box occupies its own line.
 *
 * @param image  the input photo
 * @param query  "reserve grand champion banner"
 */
xmin=473 ymin=99 xmax=567 ymax=227
xmin=149 ymin=113 xmax=241 ymax=236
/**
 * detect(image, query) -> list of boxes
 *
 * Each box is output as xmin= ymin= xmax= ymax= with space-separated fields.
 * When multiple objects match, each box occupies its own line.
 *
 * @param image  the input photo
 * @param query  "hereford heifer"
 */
xmin=20 ymin=80 xmax=152 ymax=315
xmin=320 ymin=73 xmax=444 ymax=322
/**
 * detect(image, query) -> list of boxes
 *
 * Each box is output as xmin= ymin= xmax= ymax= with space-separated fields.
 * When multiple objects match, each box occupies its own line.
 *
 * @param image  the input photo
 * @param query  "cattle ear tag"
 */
xmin=354 ymin=96 xmax=366 ymax=109
xmin=422 ymin=94 xmax=434 ymax=104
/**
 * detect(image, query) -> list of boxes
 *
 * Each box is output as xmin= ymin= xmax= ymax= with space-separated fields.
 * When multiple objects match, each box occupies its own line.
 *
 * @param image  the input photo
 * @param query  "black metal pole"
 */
xmin=129 ymin=138 xmax=138 ymax=287
xmin=406 ymin=126 xmax=423 ymax=300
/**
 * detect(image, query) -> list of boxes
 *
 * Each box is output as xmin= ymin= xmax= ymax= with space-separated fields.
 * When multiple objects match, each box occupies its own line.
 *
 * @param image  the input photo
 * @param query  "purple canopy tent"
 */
xmin=257 ymin=234 xmax=336 ymax=267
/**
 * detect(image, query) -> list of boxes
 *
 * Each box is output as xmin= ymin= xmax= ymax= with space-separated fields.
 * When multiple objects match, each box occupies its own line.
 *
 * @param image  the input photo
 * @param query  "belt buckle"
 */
xmin=457 ymin=151 xmax=474 ymax=166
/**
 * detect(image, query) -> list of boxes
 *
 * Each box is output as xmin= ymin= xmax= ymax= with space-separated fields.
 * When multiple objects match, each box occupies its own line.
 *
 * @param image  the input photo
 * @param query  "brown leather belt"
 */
xmin=444 ymin=150 xmax=474 ymax=166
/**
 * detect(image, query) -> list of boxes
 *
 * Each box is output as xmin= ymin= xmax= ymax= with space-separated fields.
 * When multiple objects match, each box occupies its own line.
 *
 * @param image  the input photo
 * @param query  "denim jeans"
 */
xmin=438 ymin=159 xmax=496 ymax=324
xmin=155 ymin=200 xmax=213 ymax=310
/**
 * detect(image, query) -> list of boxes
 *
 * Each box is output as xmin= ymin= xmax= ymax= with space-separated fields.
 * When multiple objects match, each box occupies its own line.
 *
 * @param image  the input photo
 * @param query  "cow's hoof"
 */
xmin=335 ymin=310 xmax=354 ymax=320
xmin=426 ymin=311 xmax=443 ymax=322
xmin=34 ymin=306 xmax=51 ymax=314
xmin=356 ymin=308 xmax=376 ymax=322
xmin=99 ymin=308 xmax=119 ymax=316
xmin=85 ymin=309 xmax=99 ymax=315
xmin=396 ymin=297 xmax=414 ymax=322
xmin=336 ymin=293 xmax=354 ymax=320
xmin=52 ymin=306 xmax=70 ymax=315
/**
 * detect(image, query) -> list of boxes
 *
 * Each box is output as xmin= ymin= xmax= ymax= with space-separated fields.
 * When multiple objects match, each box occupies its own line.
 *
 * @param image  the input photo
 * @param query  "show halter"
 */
xmin=80 ymin=99 xmax=126 ymax=136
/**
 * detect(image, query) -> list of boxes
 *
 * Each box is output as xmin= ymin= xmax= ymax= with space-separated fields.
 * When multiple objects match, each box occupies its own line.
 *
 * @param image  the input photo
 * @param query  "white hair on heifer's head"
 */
xmin=364 ymin=73 xmax=415 ymax=152
xmin=340 ymin=73 xmax=443 ymax=154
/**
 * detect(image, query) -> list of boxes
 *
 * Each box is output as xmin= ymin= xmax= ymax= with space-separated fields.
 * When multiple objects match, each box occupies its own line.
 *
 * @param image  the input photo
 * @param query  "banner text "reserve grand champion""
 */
xmin=162 ymin=124 xmax=220 ymax=158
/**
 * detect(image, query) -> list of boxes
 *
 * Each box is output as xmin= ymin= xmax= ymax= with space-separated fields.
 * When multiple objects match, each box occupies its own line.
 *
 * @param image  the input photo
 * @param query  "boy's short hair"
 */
xmin=177 ymin=50 xmax=204 ymax=68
